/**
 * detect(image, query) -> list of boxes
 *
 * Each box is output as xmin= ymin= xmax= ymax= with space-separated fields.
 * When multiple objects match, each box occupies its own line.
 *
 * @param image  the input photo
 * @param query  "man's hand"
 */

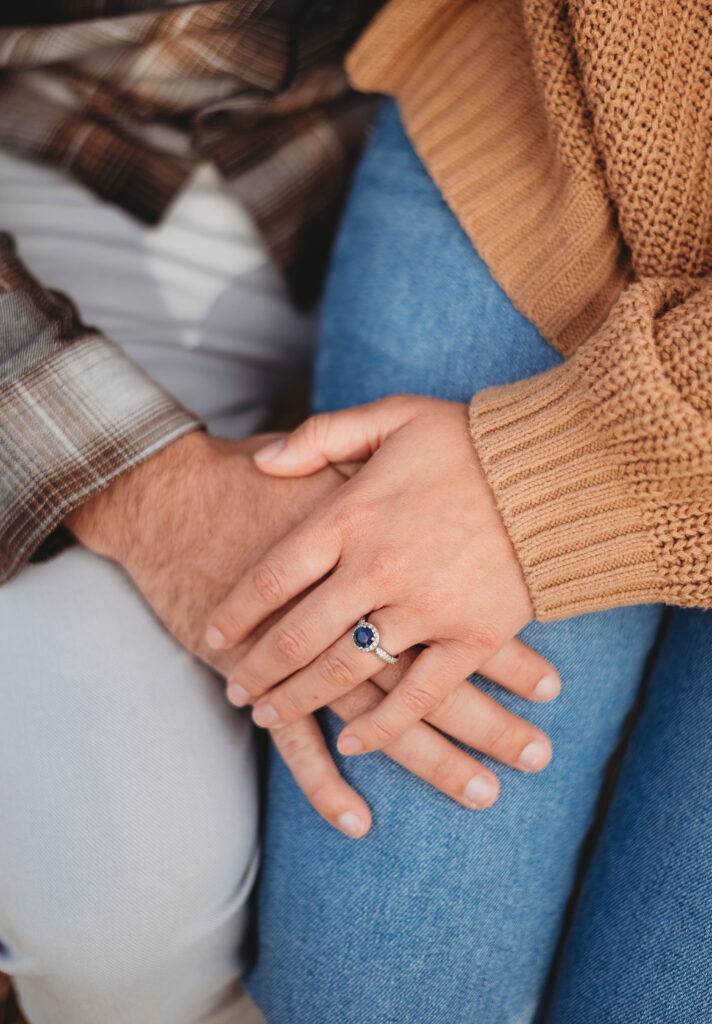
xmin=66 ymin=431 xmax=383 ymax=835
xmin=66 ymin=429 xmax=557 ymax=837
xmin=67 ymin=431 xmax=339 ymax=671
xmin=209 ymin=397 xmax=558 ymax=763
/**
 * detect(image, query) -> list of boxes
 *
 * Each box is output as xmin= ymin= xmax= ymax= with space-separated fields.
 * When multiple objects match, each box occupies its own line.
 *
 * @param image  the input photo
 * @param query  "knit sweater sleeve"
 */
xmin=469 ymin=275 xmax=712 ymax=620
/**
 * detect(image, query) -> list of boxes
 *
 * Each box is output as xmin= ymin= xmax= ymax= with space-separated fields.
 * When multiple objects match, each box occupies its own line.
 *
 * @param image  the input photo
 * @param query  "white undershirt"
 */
xmin=0 ymin=150 xmax=315 ymax=437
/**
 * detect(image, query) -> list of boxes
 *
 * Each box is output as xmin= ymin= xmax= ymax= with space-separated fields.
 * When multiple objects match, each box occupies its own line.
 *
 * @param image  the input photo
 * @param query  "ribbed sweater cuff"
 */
xmin=469 ymin=361 xmax=660 ymax=621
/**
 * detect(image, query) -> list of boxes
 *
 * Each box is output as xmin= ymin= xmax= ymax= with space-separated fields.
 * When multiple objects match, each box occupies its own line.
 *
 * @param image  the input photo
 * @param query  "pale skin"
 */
xmin=208 ymin=396 xmax=555 ymax=773
xmin=66 ymin=421 xmax=558 ymax=839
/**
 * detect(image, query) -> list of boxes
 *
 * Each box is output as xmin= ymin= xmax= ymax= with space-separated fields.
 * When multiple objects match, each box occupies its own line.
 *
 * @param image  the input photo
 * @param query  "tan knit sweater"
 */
xmin=348 ymin=0 xmax=712 ymax=621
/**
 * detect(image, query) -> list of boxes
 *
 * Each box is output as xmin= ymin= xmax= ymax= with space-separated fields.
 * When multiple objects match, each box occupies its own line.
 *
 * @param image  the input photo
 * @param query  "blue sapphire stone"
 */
xmin=354 ymin=625 xmax=374 ymax=649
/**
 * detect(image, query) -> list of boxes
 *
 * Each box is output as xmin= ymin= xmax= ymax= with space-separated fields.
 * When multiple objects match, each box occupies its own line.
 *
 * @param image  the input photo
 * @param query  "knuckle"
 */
xmin=425 ymin=684 xmax=459 ymax=722
xmin=277 ymin=727 xmax=317 ymax=763
xmin=484 ymin=718 xmax=514 ymax=758
xmin=365 ymin=551 xmax=397 ymax=586
xmin=505 ymin=648 xmax=529 ymax=680
xmin=462 ymin=622 xmax=500 ymax=656
xmin=400 ymin=683 xmax=436 ymax=717
xmin=252 ymin=559 xmax=284 ymax=604
xmin=273 ymin=621 xmax=311 ymax=664
xmin=319 ymin=650 xmax=356 ymax=689
xmin=367 ymin=716 xmax=397 ymax=747
xmin=302 ymin=412 xmax=330 ymax=450
xmin=331 ymin=500 xmax=365 ymax=543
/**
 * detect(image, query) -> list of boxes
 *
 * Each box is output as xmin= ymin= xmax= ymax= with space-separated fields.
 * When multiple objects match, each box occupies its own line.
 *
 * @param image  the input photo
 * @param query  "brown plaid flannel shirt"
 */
xmin=0 ymin=0 xmax=381 ymax=582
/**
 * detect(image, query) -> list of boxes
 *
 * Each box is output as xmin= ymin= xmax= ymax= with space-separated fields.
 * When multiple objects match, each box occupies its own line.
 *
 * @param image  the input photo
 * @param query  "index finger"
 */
xmin=205 ymin=510 xmax=340 ymax=650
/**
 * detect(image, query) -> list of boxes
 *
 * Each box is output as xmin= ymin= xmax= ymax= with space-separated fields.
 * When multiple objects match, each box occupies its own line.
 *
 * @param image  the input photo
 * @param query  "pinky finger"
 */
xmin=269 ymin=715 xmax=372 ymax=839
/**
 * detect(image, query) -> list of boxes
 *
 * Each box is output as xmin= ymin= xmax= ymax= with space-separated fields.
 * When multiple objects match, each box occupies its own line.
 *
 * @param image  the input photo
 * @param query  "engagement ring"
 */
xmin=352 ymin=617 xmax=399 ymax=665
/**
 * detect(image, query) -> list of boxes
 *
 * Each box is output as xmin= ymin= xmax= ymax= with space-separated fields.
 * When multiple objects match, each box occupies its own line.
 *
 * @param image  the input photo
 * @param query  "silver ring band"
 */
xmin=352 ymin=617 xmax=399 ymax=665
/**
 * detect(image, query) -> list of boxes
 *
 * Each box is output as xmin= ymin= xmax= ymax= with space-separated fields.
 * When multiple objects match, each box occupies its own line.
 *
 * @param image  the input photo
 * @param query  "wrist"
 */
xmin=65 ymin=429 xmax=211 ymax=564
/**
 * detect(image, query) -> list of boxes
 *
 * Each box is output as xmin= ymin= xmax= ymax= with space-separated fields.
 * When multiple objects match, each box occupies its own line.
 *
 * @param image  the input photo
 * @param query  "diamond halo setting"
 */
xmin=351 ymin=617 xmax=398 ymax=664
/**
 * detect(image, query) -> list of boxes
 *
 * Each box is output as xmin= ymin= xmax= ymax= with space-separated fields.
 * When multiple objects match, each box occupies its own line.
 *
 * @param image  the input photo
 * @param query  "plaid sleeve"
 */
xmin=0 ymin=232 xmax=201 ymax=583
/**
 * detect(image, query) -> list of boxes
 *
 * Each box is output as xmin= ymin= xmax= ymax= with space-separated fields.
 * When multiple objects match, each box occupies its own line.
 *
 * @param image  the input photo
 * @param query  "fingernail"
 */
xmin=227 ymin=683 xmax=250 ymax=707
xmin=252 ymin=702 xmax=281 ymax=727
xmin=518 ymin=739 xmax=551 ymax=771
xmin=533 ymin=674 xmax=560 ymax=701
xmin=464 ymin=775 xmax=498 ymax=809
xmin=253 ymin=439 xmax=285 ymax=463
xmin=338 ymin=812 xmax=368 ymax=838
xmin=205 ymin=625 xmax=229 ymax=650
xmin=338 ymin=734 xmax=364 ymax=756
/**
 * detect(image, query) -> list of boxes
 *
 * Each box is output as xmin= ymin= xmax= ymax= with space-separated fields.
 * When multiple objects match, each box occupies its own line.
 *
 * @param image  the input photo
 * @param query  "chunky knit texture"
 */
xmin=349 ymin=0 xmax=712 ymax=619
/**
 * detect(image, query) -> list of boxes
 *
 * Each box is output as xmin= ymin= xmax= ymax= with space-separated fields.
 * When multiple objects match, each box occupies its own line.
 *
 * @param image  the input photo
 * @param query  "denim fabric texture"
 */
xmin=246 ymin=103 xmax=712 ymax=1023
xmin=544 ymin=604 xmax=712 ymax=1024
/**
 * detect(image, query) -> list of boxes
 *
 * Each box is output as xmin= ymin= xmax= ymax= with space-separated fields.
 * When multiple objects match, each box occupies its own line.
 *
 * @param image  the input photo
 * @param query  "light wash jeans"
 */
xmin=245 ymin=103 xmax=712 ymax=1023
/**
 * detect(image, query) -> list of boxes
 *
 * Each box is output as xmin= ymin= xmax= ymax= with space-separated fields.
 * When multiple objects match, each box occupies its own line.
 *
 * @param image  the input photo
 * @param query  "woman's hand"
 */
xmin=69 ymin=428 xmax=552 ymax=838
xmin=206 ymin=396 xmax=558 ymax=767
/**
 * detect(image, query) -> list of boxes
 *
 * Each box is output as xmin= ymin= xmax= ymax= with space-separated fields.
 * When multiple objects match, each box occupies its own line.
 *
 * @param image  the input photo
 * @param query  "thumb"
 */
xmin=252 ymin=396 xmax=416 ymax=476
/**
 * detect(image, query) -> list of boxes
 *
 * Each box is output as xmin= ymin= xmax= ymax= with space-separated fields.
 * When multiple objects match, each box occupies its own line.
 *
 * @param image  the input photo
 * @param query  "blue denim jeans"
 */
xmin=246 ymin=103 xmax=712 ymax=1023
